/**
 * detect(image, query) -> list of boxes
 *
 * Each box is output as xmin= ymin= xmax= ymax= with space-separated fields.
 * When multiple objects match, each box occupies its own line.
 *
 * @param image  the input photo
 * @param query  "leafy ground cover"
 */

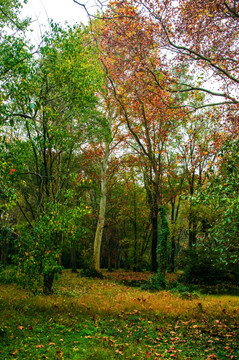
xmin=0 ymin=270 xmax=238 ymax=359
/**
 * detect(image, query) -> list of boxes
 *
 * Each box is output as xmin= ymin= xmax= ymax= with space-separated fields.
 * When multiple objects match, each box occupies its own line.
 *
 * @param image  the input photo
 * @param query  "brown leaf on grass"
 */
xmin=81 ymin=303 xmax=90 ymax=310
xmin=48 ymin=342 xmax=55 ymax=346
xmin=18 ymin=326 xmax=24 ymax=330
xmin=115 ymin=349 xmax=124 ymax=355
xmin=206 ymin=354 xmax=219 ymax=360
xmin=56 ymin=350 xmax=64 ymax=359
xmin=36 ymin=345 xmax=45 ymax=349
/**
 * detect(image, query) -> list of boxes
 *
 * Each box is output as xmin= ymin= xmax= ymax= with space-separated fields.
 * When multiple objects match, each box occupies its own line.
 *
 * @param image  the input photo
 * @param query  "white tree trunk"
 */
xmin=93 ymin=142 xmax=109 ymax=271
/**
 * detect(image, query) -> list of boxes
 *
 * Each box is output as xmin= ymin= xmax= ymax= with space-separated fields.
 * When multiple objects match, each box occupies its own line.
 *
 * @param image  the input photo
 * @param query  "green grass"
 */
xmin=0 ymin=270 xmax=238 ymax=359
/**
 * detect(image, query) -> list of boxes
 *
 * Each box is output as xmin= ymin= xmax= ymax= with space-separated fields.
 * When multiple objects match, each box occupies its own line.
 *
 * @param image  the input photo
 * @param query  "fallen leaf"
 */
xmin=206 ymin=354 xmax=219 ymax=360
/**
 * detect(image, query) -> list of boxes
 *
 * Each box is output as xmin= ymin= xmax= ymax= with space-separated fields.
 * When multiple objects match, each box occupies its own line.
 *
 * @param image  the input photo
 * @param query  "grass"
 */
xmin=0 ymin=270 xmax=238 ymax=359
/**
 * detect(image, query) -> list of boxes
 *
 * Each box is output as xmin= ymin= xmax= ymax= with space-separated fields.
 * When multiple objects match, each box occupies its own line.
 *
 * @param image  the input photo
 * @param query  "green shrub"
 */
xmin=169 ymin=280 xmax=199 ymax=298
xmin=141 ymin=272 xmax=168 ymax=291
xmin=80 ymin=267 xmax=104 ymax=279
xmin=180 ymin=249 xmax=226 ymax=285
xmin=0 ymin=266 xmax=18 ymax=284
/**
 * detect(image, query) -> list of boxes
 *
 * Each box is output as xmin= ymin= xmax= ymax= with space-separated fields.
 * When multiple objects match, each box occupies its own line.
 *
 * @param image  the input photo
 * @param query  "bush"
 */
xmin=169 ymin=280 xmax=199 ymax=298
xmin=141 ymin=272 xmax=168 ymax=291
xmin=0 ymin=266 xmax=18 ymax=284
xmin=180 ymin=249 xmax=227 ymax=285
xmin=79 ymin=267 xmax=104 ymax=279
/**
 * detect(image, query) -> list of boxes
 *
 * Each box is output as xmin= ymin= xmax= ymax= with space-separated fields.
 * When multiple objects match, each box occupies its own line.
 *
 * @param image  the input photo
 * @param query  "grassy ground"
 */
xmin=0 ymin=270 xmax=238 ymax=359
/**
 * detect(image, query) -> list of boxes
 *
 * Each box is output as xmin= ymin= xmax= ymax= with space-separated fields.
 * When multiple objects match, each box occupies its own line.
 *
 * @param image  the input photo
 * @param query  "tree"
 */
xmin=95 ymin=5 xmax=184 ymax=272
xmin=77 ymin=0 xmax=238 ymax=109
xmin=2 ymin=23 xmax=104 ymax=293
xmin=110 ymin=0 xmax=239 ymax=110
xmin=198 ymin=138 xmax=239 ymax=282
xmin=78 ymin=89 xmax=123 ymax=271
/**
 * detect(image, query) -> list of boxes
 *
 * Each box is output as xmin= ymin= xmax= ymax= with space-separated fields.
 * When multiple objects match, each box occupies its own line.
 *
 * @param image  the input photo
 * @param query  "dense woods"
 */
xmin=0 ymin=0 xmax=238 ymax=295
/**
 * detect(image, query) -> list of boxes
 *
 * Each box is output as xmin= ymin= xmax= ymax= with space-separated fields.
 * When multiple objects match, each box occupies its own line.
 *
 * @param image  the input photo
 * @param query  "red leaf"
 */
xmin=10 ymin=169 xmax=17 ymax=175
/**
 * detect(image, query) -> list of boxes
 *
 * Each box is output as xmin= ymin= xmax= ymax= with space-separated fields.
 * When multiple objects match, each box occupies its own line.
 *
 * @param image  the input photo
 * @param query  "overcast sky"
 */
xmin=21 ymin=0 xmax=98 ymax=44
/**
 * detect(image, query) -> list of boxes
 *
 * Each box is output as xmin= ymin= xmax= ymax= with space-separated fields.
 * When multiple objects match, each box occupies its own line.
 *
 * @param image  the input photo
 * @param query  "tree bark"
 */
xmin=169 ymin=196 xmax=181 ymax=272
xmin=93 ymin=142 xmax=109 ymax=271
xmin=144 ymin=173 xmax=159 ymax=273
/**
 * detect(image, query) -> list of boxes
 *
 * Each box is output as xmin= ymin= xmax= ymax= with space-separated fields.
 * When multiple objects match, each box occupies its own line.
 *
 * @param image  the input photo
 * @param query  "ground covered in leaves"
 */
xmin=0 ymin=270 xmax=238 ymax=359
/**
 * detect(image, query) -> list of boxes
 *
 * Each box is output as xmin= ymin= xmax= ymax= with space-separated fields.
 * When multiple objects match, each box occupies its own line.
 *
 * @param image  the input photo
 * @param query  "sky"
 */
xmin=20 ymin=0 xmax=98 ymax=45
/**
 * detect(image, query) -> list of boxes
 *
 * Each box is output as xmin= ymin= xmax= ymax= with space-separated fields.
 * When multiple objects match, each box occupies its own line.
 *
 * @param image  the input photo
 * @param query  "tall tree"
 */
xmin=95 ymin=4 xmax=184 ymax=272
xmin=3 ymin=23 xmax=104 ymax=293
xmin=79 ymin=90 xmax=123 ymax=271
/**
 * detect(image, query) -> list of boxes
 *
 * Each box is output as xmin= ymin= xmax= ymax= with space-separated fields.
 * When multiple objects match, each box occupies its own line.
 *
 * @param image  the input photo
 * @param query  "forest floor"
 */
xmin=0 ymin=269 xmax=238 ymax=359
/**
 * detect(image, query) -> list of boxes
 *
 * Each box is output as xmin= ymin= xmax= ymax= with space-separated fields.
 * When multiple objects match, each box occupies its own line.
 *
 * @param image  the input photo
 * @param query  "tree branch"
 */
xmin=16 ymin=201 xmax=33 ymax=228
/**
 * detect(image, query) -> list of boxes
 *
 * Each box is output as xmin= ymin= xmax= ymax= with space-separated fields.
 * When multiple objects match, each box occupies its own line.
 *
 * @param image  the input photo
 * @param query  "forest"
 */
xmin=0 ymin=1 xmax=238 ymax=359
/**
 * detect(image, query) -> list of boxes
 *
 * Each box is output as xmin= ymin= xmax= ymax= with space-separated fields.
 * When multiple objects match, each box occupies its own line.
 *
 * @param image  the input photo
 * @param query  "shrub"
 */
xmin=169 ymin=280 xmax=199 ymax=298
xmin=0 ymin=266 xmax=18 ymax=284
xmin=80 ymin=267 xmax=104 ymax=279
xmin=180 ymin=249 xmax=226 ymax=285
xmin=141 ymin=272 xmax=168 ymax=291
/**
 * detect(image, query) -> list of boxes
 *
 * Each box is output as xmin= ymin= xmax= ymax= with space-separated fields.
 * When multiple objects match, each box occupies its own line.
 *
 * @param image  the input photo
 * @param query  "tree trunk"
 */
xmin=0 ymin=245 xmax=9 ymax=269
xmin=170 ymin=234 xmax=176 ymax=273
xmin=133 ymin=189 xmax=138 ymax=271
xmin=93 ymin=142 xmax=109 ymax=271
xmin=43 ymin=272 xmax=54 ymax=295
xmin=189 ymin=218 xmax=197 ymax=248
xmin=169 ymin=197 xmax=181 ymax=273
xmin=169 ymin=200 xmax=175 ymax=273
xmin=71 ymin=246 xmax=77 ymax=273
xmin=107 ymin=232 xmax=112 ymax=271
xmin=158 ymin=206 xmax=169 ymax=276
xmin=151 ymin=214 xmax=158 ymax=272
xmin=144 ymin=169 xmax=159 ymax=272
xmin=151 ymin=193 xmax=159 ymax=272
xmin=188 ymin=173 xmax=197 ymax=248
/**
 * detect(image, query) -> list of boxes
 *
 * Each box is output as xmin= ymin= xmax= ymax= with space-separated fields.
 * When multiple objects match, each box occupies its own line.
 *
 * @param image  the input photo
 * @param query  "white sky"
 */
xmin=20 ymin=0 xmax=98 ymax=45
